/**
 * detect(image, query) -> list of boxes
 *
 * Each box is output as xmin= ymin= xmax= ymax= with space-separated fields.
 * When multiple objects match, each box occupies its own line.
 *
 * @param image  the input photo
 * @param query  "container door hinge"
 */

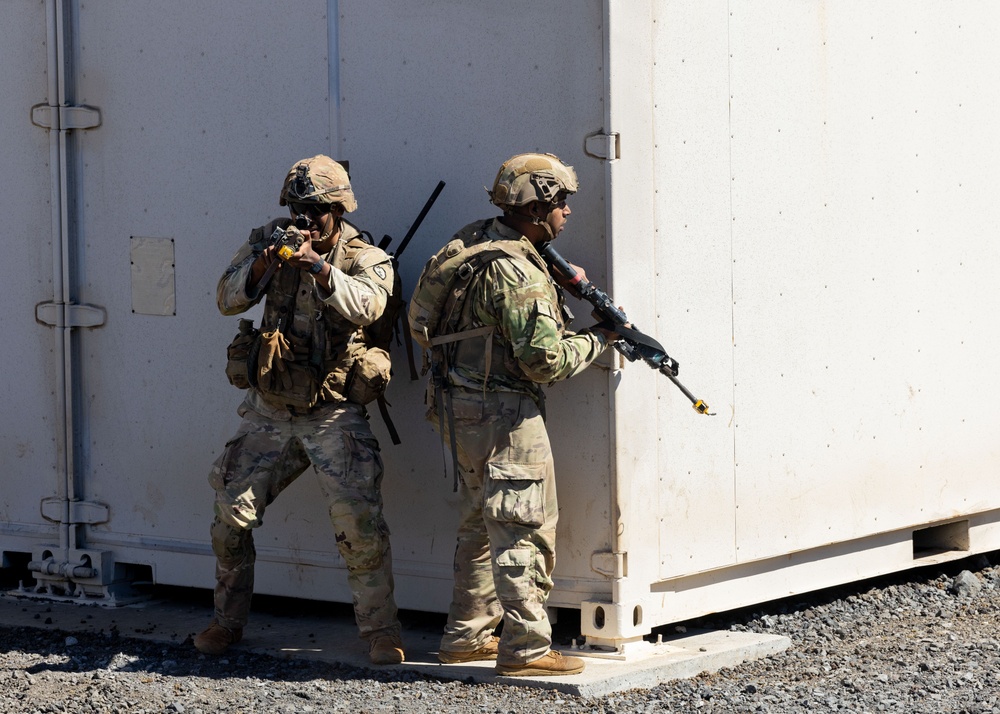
xmin=22 ymin=544 xmax=150 ymax=605
xmin=35 ymin=302 xmax=107 ymax=329
xmin=584 ymin=131 xmax=620 ymax=160
xmin=591 ymin=550 xmax=627 ymax=579
xmin=30 ymin=103 xmax=102 ymax=131
xmin=40 ymin=497 xmax=110 ymax=525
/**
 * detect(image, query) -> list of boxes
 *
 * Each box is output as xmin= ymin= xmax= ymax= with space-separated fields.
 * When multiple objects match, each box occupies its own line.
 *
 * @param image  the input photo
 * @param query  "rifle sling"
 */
xmin=604 ymin=322 xmax=668 ymax=356
xmin=376 ymin=395 xmax=401 ymax=446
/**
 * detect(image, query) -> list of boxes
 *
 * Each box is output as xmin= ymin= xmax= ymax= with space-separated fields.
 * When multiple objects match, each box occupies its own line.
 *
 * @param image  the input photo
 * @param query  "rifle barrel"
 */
xmin=393 ymin=180 xmax=446 ymax=259
xmin=539 ymin=241 xmax=714 ymax=416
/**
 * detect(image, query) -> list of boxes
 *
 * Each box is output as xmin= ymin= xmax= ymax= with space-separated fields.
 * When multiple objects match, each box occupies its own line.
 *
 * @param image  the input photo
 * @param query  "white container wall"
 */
xmin=2 ymin=0 xmax=58 ymax=561
xmin=3 ymin=0 xmax=999 ymax=652
xmin=590 ymin=0 xmax=1000 ymax=646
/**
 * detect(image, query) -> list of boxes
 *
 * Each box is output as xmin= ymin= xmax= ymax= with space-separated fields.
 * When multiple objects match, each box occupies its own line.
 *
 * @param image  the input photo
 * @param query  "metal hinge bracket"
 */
xmin=40 ymin=497 xmax=110 ymax=525
xmin=584 ymin=131 xmax=621 ymax=160
xmin=591 ymin=550 xmax=627 ymax=578
xmin=35 ymin=302 xmax=106 ymax=328
xmin=30 ymin=103 xmax=102 ymax=131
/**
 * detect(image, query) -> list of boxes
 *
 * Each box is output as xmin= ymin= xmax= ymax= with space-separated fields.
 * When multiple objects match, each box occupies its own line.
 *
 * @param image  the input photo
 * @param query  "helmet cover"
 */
xmin=279 ymin=155 xmax=357 ymax=212
xmin=487 ymin=153 xmax=579 ymax=209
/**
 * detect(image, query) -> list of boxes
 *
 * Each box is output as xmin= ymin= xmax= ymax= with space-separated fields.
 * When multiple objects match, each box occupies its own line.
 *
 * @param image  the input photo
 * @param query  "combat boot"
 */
xmin=495 ymin=650 xmax=585 ymax=677
xmin=369 ymin=634 xmax=405 ymax=665
xmin=438 ymin=635 xmax=500 ymax=664
xmin=193 ymin=620 xmax=243 ymax=655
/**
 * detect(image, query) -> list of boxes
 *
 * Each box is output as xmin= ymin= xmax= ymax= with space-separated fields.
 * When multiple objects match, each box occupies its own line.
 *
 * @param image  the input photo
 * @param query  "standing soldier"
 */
xmin=196 ymin=155 xmax=404 ymax=665
xmin=409 ymin=153 xmax=617 ymax=676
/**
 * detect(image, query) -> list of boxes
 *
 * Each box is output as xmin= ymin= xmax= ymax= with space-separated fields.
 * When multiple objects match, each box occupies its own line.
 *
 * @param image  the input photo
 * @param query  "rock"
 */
xmin=950 ymin=570 xmax=982 ymax=598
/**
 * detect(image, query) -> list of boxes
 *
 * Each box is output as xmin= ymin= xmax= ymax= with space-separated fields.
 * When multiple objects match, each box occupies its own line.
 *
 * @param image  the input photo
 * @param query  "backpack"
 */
xmin=344 ymin=222 xmax=415 ymax=445
xmin=347 ymin=179 xmax=447 ymax=444
xmin=407 ymin=220 xmax=538 ymax=490
xmin=407 ymin=220 xmax=526 ymax=352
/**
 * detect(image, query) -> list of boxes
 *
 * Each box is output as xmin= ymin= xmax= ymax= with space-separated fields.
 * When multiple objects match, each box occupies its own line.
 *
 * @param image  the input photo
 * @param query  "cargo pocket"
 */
xmin=483 ymin=461 xmax=547 ymax=527
xmin=342 ymin=428 xmax=385 ymax=492
xmin=207 ymin=432 xmax=269 ymax=529
xmin=495 ymin=547 xmax=535 ymax=601
xmin=208 ymin=433 xmax=248 ymax=491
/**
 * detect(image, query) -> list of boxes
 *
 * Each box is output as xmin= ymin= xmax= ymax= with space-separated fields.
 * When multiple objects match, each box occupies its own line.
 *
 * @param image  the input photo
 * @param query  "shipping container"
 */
xmin=4 ymin=0 xmax=998 ymax=657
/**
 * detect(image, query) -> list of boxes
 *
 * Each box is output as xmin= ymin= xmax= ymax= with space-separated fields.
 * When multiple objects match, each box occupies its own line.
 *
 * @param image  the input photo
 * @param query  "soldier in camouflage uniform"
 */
xmin=412 ymin=153 xmax=617 ymax=676
xmin=195 ymin=155 xmax=404 ymax=665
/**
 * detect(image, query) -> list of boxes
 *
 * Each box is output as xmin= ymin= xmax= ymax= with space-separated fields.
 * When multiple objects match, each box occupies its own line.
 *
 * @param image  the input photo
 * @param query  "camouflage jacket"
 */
xmin=443 ymin=218 xmax=607 ymax=400
xmin=217 ymin=218 xmax=394 ymax=420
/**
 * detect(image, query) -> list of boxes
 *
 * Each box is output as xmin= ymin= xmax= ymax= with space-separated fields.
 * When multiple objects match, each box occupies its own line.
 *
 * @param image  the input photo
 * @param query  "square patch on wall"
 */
xmin=130 ymin=236 xmax=176 ymax=316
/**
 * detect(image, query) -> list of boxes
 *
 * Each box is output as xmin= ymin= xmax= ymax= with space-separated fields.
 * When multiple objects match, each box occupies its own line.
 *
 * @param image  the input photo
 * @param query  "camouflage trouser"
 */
xmin=435 ymin=387 xmax=557 ymax=666
xmin=207 ymin=402 xmax=399 ymax=640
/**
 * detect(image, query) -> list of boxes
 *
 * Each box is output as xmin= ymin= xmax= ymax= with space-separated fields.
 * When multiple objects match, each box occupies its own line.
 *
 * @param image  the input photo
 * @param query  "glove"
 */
xmin=257 ymin=330 xmax=293 ymax=392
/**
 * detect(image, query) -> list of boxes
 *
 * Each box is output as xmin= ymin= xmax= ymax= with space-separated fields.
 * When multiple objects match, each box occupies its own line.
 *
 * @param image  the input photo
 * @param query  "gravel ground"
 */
xmin=2 ymin=553 xmax=1000 ymax=713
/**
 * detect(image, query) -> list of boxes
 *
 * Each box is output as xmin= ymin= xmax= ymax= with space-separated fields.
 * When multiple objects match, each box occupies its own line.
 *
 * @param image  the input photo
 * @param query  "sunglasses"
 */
xmin=289 ymin=202 xmax=334 ymax=218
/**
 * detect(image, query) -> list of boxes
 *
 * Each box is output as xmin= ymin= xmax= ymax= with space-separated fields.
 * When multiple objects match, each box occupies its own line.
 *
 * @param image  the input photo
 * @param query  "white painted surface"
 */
xmin=647 ymin=1 xmax=1000 ymax=585
xmin=336 ymin=0 xmax=614 ymax=604
xmin=1 ymin=0 xmax=60 ymax=546
xmin=2 ymin=1 xmax=999 ymax=636
xmin=67 ymin=0 xmax=343 ymax=594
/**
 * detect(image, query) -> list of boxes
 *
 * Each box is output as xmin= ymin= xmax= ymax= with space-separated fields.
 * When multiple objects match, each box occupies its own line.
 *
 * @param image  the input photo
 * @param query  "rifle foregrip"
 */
xmin=541 ymin=242 xmax=630 ymax=324
xmin=586 ymin=289 xmax=629 ymax=325
xmin=539 ymin=242 xmax=579 ymax=281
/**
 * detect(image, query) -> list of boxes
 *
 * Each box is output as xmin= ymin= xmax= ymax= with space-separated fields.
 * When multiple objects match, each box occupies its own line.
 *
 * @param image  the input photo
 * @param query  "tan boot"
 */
xmin=496 ymin=650 xmax=585 ymax=677
xmin=369 ymin=634 xmax=405 ymax=665
xmin=193 ymin=620 xmax=243 ymax=656
xmin=438 ymin=635 xmax=500 ymax=664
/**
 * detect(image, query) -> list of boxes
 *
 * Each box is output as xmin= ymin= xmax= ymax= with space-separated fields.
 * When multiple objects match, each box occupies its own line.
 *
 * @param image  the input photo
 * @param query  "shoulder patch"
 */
xmin=373 ymin=265 xmax=387 ymax=280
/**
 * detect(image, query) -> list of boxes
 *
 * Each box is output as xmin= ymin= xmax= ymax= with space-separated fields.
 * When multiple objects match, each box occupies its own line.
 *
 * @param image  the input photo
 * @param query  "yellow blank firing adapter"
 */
xmin=693 ymin=400 xmax=714 ymax=415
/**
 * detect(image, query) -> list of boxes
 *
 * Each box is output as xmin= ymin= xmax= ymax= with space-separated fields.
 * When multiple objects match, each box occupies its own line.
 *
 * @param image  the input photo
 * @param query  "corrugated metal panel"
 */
xmin=65 ymin=0 xmax=341 ymax=593
xmin=1 ymin=0 xmax=61 ymax=551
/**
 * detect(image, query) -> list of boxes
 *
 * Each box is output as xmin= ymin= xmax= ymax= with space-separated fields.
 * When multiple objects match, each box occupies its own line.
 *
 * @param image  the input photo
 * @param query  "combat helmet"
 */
xmin=487 ymin=153 xmax=579 ymax=210
xmin=279 ymin=155 xmax=357 ymax=212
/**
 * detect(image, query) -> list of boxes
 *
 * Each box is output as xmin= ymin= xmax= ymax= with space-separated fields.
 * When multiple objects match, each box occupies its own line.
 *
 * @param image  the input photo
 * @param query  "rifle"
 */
xmin=377 ymin=180 xmax=446 ymax=257
xmin=375 ymin=180 xmax=446 ymax=383
xmin=539 ymin=241 xmax=714 ymax=416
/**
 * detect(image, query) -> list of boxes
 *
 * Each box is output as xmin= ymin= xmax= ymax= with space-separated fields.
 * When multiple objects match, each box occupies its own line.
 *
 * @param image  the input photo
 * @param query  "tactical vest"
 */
xmin=251 ymin=218 xmax=391 ymax=412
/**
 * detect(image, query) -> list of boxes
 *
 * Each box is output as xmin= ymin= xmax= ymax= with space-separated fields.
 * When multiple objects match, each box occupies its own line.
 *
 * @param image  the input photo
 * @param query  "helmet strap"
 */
xmin=320 ymin=215 xmax=342 ymax=244
xmin=501 ymin=204 xmax=555 ymax=242
xmin=530 ymin=203 xmax=556 ymax=240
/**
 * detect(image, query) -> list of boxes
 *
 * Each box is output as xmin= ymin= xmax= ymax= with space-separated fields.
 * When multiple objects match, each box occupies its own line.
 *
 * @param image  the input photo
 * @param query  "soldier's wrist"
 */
xmin=309 ymin=258 xmax=326 ymax=275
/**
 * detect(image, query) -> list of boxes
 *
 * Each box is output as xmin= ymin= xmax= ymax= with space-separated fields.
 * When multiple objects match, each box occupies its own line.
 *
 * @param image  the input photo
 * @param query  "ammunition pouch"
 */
xmin=225 ymin=322 xmax=261 ymax=389
xmin=258 ymin=360 xmax=322 ymax=411
xmin=344 ymin=347 xmax=392 ymax=406
xmin=255 ymin=329 xmax=322 ymax=411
